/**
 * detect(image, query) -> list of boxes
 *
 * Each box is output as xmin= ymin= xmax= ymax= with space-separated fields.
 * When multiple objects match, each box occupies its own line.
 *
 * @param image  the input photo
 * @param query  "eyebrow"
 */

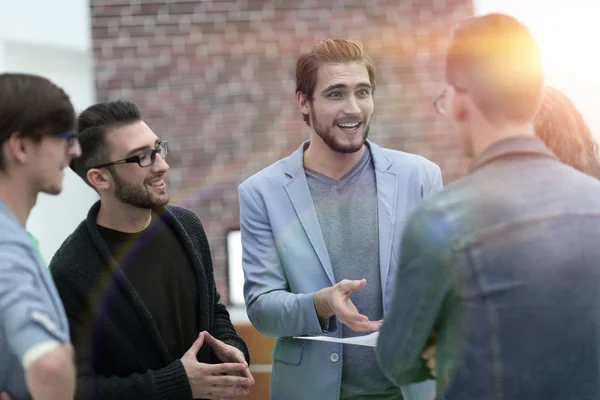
xmin=321 ymin=82 xmax=373 ymax=94
xmin=125 ymin=139 xmax=159 ymax=158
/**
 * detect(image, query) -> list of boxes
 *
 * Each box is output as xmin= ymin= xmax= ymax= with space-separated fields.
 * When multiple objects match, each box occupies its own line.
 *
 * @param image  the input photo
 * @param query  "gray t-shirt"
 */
xmin=305 ymin=147 xmax=402 ymax=399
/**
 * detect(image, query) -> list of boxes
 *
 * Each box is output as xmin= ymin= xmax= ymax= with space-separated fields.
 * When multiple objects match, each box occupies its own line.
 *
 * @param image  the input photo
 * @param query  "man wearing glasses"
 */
xmin=377 ymin=13 xmax=600 ymax=399
xmin=0 ymin=73 xmax=80 ymax=400
xmin=49 ymin=100 xmax=254 ymax=400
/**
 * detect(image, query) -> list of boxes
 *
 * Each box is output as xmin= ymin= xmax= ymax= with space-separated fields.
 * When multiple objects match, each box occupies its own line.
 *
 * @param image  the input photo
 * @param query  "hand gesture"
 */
xmin=181 ymin=332 xmax=253 ymax=400
xmin=331 ymin=279 xmax=382 ymax=332
xmin=203 ymin=331 xmax=254 ymax=383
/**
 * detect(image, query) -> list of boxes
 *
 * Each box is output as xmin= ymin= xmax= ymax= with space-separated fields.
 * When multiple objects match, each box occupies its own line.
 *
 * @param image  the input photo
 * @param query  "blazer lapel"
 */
xmin=369 ymin=142 xmax=398 ymax=297
xmin=283 ymin=143 xmax=336 ymax=285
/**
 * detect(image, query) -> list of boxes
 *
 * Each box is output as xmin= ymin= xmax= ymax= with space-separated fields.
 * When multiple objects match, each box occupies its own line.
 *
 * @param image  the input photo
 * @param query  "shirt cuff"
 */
xmin=22 ymin=340 xmax=61 ymax=369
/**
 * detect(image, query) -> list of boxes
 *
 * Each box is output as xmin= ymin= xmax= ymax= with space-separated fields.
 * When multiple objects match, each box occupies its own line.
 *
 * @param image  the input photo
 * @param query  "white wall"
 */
xmin=0 ymin=0 xmax=98 ymax=264
xmin=474 ymin=0 xmax=600 ymax=141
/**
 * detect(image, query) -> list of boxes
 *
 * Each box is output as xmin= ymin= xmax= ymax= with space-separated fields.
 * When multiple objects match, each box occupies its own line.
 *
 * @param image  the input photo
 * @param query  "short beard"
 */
xmin=310 ymin=107 xmax=369 ymax=154
xmin=110 ymin=168 xmax=169 ymax=210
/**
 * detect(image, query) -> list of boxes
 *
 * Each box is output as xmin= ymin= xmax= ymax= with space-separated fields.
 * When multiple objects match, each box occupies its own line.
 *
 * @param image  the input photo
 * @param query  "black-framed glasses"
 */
xmin=433 ymin=86 xmax=468 ymax=116
xmin=87 ymin=140 xmax=168 ymax=170
xmin=55 ymin=132 xmax=78 ymax=147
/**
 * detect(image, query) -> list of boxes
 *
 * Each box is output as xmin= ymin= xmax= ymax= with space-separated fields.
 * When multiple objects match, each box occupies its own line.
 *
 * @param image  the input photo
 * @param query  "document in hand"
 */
xmin=293 ymin=331 xmax=379 ymax=347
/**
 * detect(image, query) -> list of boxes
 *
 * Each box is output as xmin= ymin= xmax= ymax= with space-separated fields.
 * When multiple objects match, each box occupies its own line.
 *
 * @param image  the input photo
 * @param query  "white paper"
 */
xmin=293 ymin=331 xmax=379 ymax=347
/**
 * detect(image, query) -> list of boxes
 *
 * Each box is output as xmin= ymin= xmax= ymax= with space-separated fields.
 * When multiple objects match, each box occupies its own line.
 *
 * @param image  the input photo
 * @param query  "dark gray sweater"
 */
xmin=50 ymin=201 xmax=249 ymax=400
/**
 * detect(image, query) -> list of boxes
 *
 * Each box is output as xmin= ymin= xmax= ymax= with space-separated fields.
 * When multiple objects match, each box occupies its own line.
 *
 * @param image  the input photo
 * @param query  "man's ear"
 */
xmin=4 ymin=132 xmax=32 ymax=165
xmin=86 ymin=168 xmax=111 ymax=191
xmin=296 ymin=91 xmax=311 ymax=118
xmin=451 ymin=90 xmax=468 ymax=122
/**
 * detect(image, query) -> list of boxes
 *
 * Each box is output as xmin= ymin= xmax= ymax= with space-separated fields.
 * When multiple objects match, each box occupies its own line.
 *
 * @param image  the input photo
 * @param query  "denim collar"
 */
xmin=469 ymin=135 xmax=557 ymax=173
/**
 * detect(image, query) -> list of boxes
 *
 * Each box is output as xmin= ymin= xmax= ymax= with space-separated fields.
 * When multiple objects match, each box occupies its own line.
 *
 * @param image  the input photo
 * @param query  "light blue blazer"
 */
xmin=239 ymin=140 xmax=442 ymax=400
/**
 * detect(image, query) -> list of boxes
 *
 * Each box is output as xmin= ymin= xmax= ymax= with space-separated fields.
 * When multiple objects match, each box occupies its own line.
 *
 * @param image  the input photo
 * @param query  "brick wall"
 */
xmin=90 ymin=0 xmax=473 ymax=302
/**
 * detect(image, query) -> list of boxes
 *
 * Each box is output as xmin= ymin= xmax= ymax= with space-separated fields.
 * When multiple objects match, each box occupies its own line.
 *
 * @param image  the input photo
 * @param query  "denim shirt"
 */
xmin=377 ymin=136 xmax=600 ymax=399
xmin=0 ymin=199 xmax=70 ymax=399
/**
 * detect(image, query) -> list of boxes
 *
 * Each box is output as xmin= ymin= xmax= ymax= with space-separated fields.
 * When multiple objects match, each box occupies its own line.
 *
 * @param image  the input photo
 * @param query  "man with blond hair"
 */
xmin=240 ymin=39 xmax=442 ymax=400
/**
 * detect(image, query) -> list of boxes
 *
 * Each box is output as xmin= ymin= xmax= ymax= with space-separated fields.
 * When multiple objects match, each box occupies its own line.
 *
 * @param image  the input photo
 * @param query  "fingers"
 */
xmin=203 ymin=331 xmax=248 ymax=366
xmin=337 ymin=279 xmax=367 ymax=293
xmin=421 ymin=345 xmax=436 ymax=359
xmin=203 ymin=331 xmax=218 ymax=345
xmin=343 ymin=320 xmax=382 ymax=332
xmin=229 ymin=349 xmax=247 ymax=365
xmin=421 ymin=345 xmax=437 ymax=377
xmin=209 ymin=362 xmax=249 ymax=375
xmin=207 ymin=374 xmax=253 ymax=390
xmin=335 ymin=299 xmax=369 ymax=322
xmin=185 ymin=332 xmax=205 ymax=356
xmin=205 ymin=382 xmax=250 ymax=398
xmin=1 ymin=393 xmax=13 ymax=400
xmin=425 ymin=356 xmax=436 ymax=377
xmin=372 ymin=319 xmax=384 ymax=330
xmin=241 ymin=367 xmax=255 ymax=384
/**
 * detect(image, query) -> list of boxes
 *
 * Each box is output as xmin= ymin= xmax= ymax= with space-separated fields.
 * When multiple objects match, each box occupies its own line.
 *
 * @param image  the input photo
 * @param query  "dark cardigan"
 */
xmin=50 ymin=201 xmax=249 ymax=400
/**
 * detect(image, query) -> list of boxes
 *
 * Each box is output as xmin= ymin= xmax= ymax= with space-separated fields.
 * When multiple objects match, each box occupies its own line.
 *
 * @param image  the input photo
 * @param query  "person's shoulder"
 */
xmin=0 ymin=213 xmax=34 ymax=265
xmin=49 ymin=220 xmax=90 ymax=273
xmin=404 ymin=193 xmax=455 ymax=250
xmin=166 ymin=205 xmax=205 ymax=230
xmin=240 ymin=152 xmax=298 ymax=191
xmin=376 ymin=145 xmax=440 ymax=172
xmin=0 ymin=209 xmax=27 ymax=243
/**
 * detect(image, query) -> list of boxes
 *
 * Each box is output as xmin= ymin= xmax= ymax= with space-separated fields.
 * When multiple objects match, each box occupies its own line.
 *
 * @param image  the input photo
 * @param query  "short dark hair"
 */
xmin=446 ymin=13 xmax=544 ymax=123
xmin=0 ymin=73 xmax=75 ymax=170
xmin=71 ymin=100 xmax=141 ymax=187
xmin=296 ymin=38 xmax=376 ymax=125
xmin=535 ymin=87 xmax=600 ymax=179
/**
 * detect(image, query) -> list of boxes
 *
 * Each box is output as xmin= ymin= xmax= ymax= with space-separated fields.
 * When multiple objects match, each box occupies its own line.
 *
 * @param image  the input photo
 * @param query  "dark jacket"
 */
xmin=377 ymin=136 xmax=600 ymax=400
xmin=50 ymin=201 xmax=249 ymax=400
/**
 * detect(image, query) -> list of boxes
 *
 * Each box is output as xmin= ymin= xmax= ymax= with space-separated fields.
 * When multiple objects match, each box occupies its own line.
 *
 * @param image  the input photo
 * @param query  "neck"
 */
xmin=303 ymin=136 xmax=366 ymax=180
xmin=96 ymin=197 xmax=153 ymax=233
xmin=0 ymin=172 xmax=37 ymax=226
xmin=471 ymin=120 xmax=535 ymax=158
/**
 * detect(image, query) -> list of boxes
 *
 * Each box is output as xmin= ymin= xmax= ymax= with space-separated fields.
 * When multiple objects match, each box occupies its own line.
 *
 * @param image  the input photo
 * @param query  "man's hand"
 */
xmin=0 ymin=392 xmax=13 ymax=400
xmin=421 ymin=344 xmax=436 ymax=377
xmin=203 ymin=331 xmax=254 ymax=383
xmin=314 ymin=279 xmax=382 ymax=332
xmin=181 ymin=332 xmax=253 ymax=400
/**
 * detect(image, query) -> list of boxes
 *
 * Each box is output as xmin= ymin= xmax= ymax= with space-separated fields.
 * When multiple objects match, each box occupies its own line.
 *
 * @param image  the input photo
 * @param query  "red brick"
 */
xmin=91 ymin=0 xmax=474 ymax=304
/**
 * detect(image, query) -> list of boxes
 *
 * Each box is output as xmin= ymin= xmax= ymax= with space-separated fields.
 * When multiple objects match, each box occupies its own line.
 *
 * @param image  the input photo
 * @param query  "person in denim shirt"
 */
xmin=0 ymin=74 xmax=81 ymax=400
xmin=418 ymin=87 xmax=600 ymax=383
xmin=376 ymin=13 xmax=600 ymax=400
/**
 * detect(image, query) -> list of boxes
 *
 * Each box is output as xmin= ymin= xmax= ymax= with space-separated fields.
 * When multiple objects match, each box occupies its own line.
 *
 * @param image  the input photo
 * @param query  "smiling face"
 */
xmin=104 ymin=121 xmax=170 ymax=209
xmin=298 ymin=62 xmax=374 ymax=154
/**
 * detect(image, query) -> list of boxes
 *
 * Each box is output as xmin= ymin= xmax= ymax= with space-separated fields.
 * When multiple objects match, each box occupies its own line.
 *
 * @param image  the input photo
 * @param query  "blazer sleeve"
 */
xmin=239 ymin=182 xmax=325 ymax=338
xmin=426 ymin=162 xmax=444 ymax=198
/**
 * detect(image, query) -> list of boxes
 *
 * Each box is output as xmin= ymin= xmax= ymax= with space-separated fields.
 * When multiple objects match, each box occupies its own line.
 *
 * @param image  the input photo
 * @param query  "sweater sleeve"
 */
xmin=212 ymin=289 xmax=251 ymax=364
xmin=50 ymin=262 xmax=193 ymax=400
xmin=181 ymin=207 xmax=251 ymax=365
xmin=76 ymin=358 xmax=191 ymax=400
